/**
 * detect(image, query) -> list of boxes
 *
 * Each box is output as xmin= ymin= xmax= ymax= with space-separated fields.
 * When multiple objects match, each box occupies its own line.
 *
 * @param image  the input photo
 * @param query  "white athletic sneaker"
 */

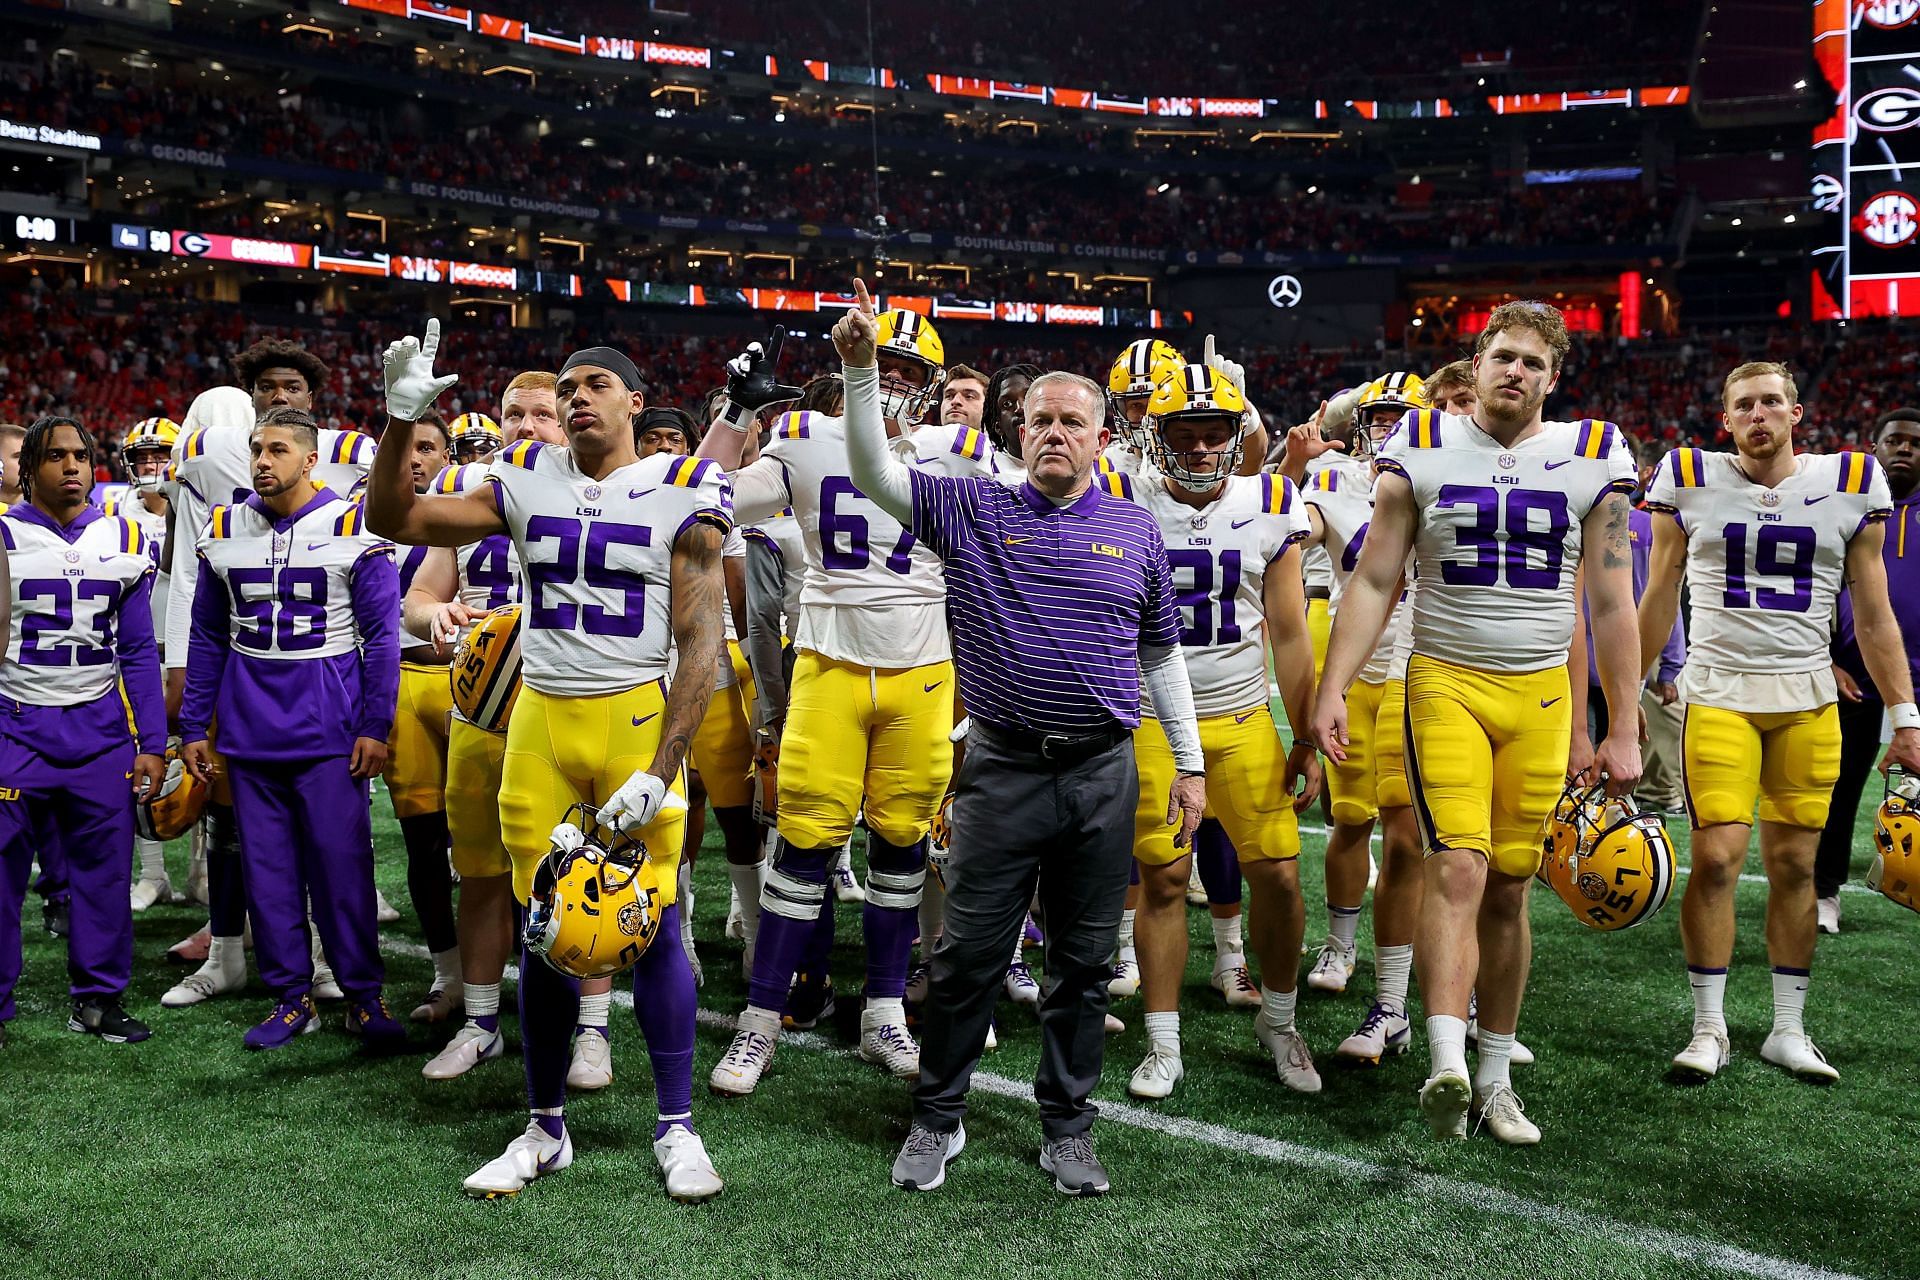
xmin=1419 ymin=1070 xmax=1472 ymax=1140
xmin=725 ymin=886 xmax=745 ymax=941
xmin=1106 ymin=957 xmax=1140 ymax=999
xmin=411 ymin=987 xmax=462 ymax=1024
xmin=374 ymin=889 xmax=401 ymax=925
xmin=858 ymin=1007 xmax=921 ymax=1079
xmin=1760 ymin=1029 xmax=1840 ymax=1082
xmin=463 ymin=1121 xmax=572 ymax=1198
xmin=1336 ymin=1002 xmax=1412 ymax=1065
xmin=130 ymin=876 xmax=173 ymax=912
xmin=1472 ymin=1083 xmax=1541 ymax=1146
xmin=1670 ymin=1028 xmax=1730 ymax=1081
xmin=832 ymin=857 xmax=865 ymax=903
xmin=310 ymin=962 xmax=344 ymax=1002
xmin=1466 ymin=1014 xmax=1536 ymax=1065
xmin=423 ymin=1022 xmax=504 ymax=1080
xmin=1305 ymin=942 xmax=1356 ymax=994
xmin=1003 ymin=962 xmax=1041 ymax=1007
xmin=653 ymin=1124 xmax=724 ymax=1203
xmin=1209 ymin=953 xmax=1259 ymax=1009
xmin=568 ymin=1030 xmax=613 ymax=1090
xmin=1255 ymin=1018 xmax=1322 ymax=1094
xmin=984 ymin=1021 xmax=998 ymax=1052
xmin=710 ymin=1012 xmax=779 ymax=1096
xmin=1816 ymin=895 xmax=1841 ymax=935
xmin=1186 ymin=861 xmax=1207 ymax=907
xmin=161 ymin=953 xmax=244 ymax=1007
xmin=1127 ymin=1043 xmax=1185 ymax=1100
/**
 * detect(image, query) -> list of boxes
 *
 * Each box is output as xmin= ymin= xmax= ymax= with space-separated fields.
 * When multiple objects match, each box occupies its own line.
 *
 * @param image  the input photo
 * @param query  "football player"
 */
xmin=412 ymin=372 xmax=560 ymax=1083
xmin=697 ymin=311 xmax=991 ymax=1095
xmin=106 ymin=415 xmax=181 ymax=910
xmin=180 ymin=407 xmax=406 ymax=1052
xmin=1423 ymin=360 xmax=1479 ymax=417
xmin=0 ymin=417 xmax=168 ymax=1046
xmin=1105 ymin=339 xmax=1186 ymax=477
xmin=1098 ymin=365 xmax=1322 ymax=1099
xmin=365 ymin=326 xmax=730 ymax=1204
xmin=940 ymin=364 xmax=990 ymax=434
xmin=984 ymin=363 xmax=1042 ymax=467
xmin=1638 ymin=362 xmax=1920 ymax=1083
xmin=0 ymin=421 xmax=23 ymax=506
xmin=450 ymin=413 xmax=503 ymax=466
xmin=1313 ymin=301 xmax=1642 ymax=1145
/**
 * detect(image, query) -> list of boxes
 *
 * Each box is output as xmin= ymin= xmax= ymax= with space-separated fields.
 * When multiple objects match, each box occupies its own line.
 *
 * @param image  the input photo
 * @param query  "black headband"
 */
xmin=559 ymin=346 xmax=644 ymax=393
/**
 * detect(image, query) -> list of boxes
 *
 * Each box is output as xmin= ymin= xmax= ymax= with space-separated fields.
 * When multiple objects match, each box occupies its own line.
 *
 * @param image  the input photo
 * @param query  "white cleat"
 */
xmin=1210 ymin=953 xmax=1260 ymax=1009
xmin=1466 ymin=1015 xmax=1536 ymax=1066
xmin=1419 ymin=1071 xmax=1472 ymax=1140
xmin=858 ymin=1008 xmax=921 ymax=1079
xmin=1670 ymin=1028 xmax=1730 ymax=1082
xmin=1305 ymin=942 xmax=1356 ymax=994
xmin=130 ymin=876 xmax=173 ymax=913
xmin=374 ymin=889 xmax=401 ymax=925
xmin=654 ymin=1124 xmax=724 ymax=1203
xmin=1127 ymin=1044 xmax=1185 ymax=1100
xmin=568 ymin=1030 xmax=613 ymax=1090
xmin=1760 ymin=1030 xmax=1840 ymax=1083
xmin=463 ymin=1121 xmax=572 ymax=1199
xmin=1336 ymin=1002 xmax=1413 ymax=1066
xmin=1106 ymin=957 xmax=1140 ymax=999
xmin=161 ymin=954 xmax=244 ymax=1008
xmin=1816 ymin=895 xmax=1841 ymax=935
xmin=411 ymin=987 xmax=462 ymax=1024
xmin=1255 ymin=1018 xmax=1322 ymax=1094
xmin=423 ymin=1022 xmax=504 ymax=1080
xmin=831 ymin=858 xmax=865 ymax=903
xmin=1003 ymin=962 xmax=1041 ymax=1007
xmin=710 ymin=1012 xmax=779 ymax=1096
xmin=1472 ymin=1083 xmax=1541 ymax=1146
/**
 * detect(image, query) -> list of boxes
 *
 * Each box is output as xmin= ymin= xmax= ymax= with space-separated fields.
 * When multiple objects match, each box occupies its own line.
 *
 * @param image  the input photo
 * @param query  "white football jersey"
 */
xmin=1302 ymin=457 xmax=1413 ymax=684
xmin=0 ymin=507 xmax=155 ymax=705
xmin=486 ymin=440 xmax=732 ymax=697
xmin=1103 ymin=470 xmax=1309 ymax=718
xmin=744 ymin=507 xmax=807 ymax=641
xmin=195 ymin=491 xmax=394 ymax=662
xmin=1301 ymin=455 xmax=1339 ymax=594
xmin=313 ymin=429 xmax=375 ymax=498
xmin=100 ymin=487 xmax=171 ymax=649
xmin=1644 ymin=448 xmax=1891 ymax=680
xmin=168 ymin=415 xmax=255 ymax=664
xmin=432 ymin=463 xmax=524 ymax=619
xmin=1377 ymin=409 xmax=1636 ymax=673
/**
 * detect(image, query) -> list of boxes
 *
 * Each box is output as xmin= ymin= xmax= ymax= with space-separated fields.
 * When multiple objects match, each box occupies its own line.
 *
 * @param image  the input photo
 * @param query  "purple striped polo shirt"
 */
xmin=907 ymin=470 xmax=1180 ymax=735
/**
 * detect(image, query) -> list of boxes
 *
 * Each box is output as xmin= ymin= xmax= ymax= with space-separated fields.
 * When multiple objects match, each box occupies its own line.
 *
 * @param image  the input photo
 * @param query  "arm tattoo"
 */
xmin=651 ymin=521 xmax=727 ymax=780
xmin=1599 ymin=493 xmax=1630 ymax=571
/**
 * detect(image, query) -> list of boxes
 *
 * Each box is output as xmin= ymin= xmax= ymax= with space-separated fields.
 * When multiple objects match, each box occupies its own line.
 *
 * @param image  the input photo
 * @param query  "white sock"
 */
xmin=835 ymin=840 xmax=853 ymax=872
xmin=677 ymin=861 xmax=696 ymax=921
xmin=207 ymin=933 xmax=242 ymax=976
xmin=1427 ymin=1013 xmax=1469 ymax=1079
xmin=1144 ymin=1009 xmax=1181 ymax=1053
xmin=1010 ymin=932 xmax=1025 ymax=967
xmin=741 ymin=1005 xmax=782 ymax=1035
xmin=1209 ymin=912 xmax=1243 ymax=955
xmin=1259 ymin=984 xmax=1296 ymax=1031
xmin=866 ymin=996 xmax=905 ymax=1024
xmin=1771 ymin=967 xmax=1809 ymax=1035
xmin=1688 ymin=966 xmax=1728 ymax=1035
xmin=136 ymin=836 xmax=167 ymax=881
xmin=1375 ymin=944 xmax=1414 ymax=1014
xmin=1474 ymin=1028 xmax=1515 ymax=1095
xmin=576 ymin=991 xmax=611 ymax=1032
xmin=726 ymin=859 xmax=766 ymax=947
xmin=1117 ymin=908 xmax=1136 ymax=952
xmin=1328 ymin=904 xmax=1362 ymax=952
xmin=465 ymin=981 xmax=501 ymax=1020
xmin=430 ymin=946 xmax=461 ymax=992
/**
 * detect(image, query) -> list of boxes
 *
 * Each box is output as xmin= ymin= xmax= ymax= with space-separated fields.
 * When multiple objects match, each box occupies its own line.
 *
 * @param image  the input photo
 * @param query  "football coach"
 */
xmin=831 ymin=280 xmax=1205 ymax=1197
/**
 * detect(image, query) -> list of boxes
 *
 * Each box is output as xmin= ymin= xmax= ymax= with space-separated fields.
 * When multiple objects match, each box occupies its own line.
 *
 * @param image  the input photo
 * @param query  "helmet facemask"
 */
xmin=877 ymin=350 xmax=943 ymax=427
xmin=127 ymin=446 xmax=172 ymax=492
xmin=1150 ymin=411 xmax=1244 ymax=495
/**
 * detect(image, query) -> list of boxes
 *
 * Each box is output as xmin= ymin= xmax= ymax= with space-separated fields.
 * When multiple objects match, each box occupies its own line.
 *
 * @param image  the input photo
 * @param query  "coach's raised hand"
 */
xmin=832 ymin=278 xmax=878 ymax=368
xmin=383 ymin=316 xmax=458 ymax=424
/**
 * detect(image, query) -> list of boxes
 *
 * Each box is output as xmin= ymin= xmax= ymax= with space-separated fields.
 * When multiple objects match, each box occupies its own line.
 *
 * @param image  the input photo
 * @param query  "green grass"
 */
xmin=0 ymin=789 xmax=1908 ymax=1280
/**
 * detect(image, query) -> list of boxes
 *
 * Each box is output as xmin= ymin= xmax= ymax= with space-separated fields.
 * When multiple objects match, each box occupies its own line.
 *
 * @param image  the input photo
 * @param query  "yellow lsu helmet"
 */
xmin=450 ymin=412 xmax=502 ymax=463
xmin=1106 ymin=338 xmax=1186 ymax=449
xmin=449 ymin=604 xmax=522 ymax=733
xmin=524 ymin=803 xmax=668 ymax=979
xmin=125 ymin=416 xmax=181 ymax=491
xmin=873 ymin=308 xmax=946 ymax=424
xmin=1143 ymin=363 xmax=1249 ymax=492
xmin=1538 ymin=784 xmax=1676 ymax=932
xmin=1351 ymin=372 xmax=1428 ymax=458
xmin=135 ymin=742 xmax=209 ymax=842
xmin=1868 ymin=767 xmax=1920 ymax=913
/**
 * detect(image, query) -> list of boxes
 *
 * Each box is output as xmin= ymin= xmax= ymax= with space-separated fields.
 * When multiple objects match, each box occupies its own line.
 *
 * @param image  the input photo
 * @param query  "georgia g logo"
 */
xmin=1856 ymin=86 xmax=1920 ymax=133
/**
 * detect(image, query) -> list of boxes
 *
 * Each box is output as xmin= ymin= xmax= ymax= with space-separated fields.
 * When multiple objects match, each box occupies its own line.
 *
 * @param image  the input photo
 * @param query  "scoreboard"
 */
xmin=1815 ymin=0 xmax=1920 ymax=317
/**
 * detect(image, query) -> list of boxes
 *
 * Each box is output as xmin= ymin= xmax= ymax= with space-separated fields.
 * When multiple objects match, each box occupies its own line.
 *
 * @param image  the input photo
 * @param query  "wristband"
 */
xmin=716 ymin=398 xmax=755 ymax=434
xmin=1891 ymin=702 xmax=1920 ymax=732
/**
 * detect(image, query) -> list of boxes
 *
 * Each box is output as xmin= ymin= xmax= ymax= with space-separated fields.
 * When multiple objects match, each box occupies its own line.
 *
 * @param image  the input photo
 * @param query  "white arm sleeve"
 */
xmin=1141 ymin=643 xmax=1204 ymax=773
xmin=728 ymin=456 xmax=795 ymax=526
xmin=164 ymin=499 xmax=201 ymax=671
xmin=842 ymin=362 xmax=914 ymax=522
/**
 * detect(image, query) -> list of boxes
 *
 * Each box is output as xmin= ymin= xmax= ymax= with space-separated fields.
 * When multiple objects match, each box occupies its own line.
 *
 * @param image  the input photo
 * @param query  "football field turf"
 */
xmin=1 ymin=790 xmax=1907 ymax=1280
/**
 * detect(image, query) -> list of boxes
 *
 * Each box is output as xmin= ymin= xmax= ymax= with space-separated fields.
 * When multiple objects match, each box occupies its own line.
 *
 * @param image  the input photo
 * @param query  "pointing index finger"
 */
xmin=853 ymin=277 xmax=873 ymax=316
xmin=1203 ymin=333 xmax=1216 ymax=367
xmin=768 ymin=323 xmax=787 ymax=362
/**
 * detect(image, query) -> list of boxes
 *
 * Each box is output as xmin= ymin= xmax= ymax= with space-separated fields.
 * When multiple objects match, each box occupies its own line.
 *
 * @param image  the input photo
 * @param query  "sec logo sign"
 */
xmin=1857 ymin=87 xmax=1920 ymax=132
xmin=1856 ymin=190 xmax=1920 ymax=248
xmin=1863 ymin=0 xmax=1920 ymax=29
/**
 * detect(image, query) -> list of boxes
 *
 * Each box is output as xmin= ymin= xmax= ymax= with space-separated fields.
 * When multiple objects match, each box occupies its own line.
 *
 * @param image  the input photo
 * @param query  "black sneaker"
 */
xmin=43 ymin=898 xmax=70 ymax=939
xmin=68 ymin=998 xmax=152 ymax=1043
xmin=783 ymin=973 xmax=836 ymax=1032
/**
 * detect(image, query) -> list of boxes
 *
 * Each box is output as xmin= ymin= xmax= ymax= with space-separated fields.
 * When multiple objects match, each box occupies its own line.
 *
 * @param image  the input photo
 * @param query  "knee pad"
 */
xmin=864 ymin=834 xmax=926 ymax=911
xmin=761 ymin=840 xmax=833 ymax=922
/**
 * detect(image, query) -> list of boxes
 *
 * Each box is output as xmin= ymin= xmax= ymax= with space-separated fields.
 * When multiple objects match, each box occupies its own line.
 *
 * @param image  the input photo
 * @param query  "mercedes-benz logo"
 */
xmin=1267 ymin=274 xmax=1304 ymax=308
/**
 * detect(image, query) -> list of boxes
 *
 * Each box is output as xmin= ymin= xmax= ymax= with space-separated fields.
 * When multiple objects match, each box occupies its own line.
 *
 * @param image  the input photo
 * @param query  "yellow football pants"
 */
xmin=1683 ymin=701 xmax=1841 ymax=829
xmin=1133 ymin=707 xmax=1302 ymax=865
xmin=1324 ymin=676 xmax=1410 ymax=826
xmin=384 ymin=661 xmax=451 ymax=818
xmin=446 ymin=716 xmax=510 ymax=880
xmin=691 ymin=641 xmax=757 ymax=811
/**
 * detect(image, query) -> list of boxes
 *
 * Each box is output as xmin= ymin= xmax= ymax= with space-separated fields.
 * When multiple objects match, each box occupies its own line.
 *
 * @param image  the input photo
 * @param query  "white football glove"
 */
xmin=382 ymin=317 xmax=458 ymax=422
xmin=1202 ymin=333 xmax=1246 ymax=394
xmin=548 ymin=821 xmax=588 ymax=855
xmin=600 ymin=769 xmax=689 ymax=834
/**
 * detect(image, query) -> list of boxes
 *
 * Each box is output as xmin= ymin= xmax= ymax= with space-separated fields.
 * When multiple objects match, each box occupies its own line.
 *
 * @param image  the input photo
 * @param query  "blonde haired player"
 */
xmin=1312 ymin=301 xmax=1641 ymax=1145
xmin=1639 ymin=362 xmax=1920 ymax=1083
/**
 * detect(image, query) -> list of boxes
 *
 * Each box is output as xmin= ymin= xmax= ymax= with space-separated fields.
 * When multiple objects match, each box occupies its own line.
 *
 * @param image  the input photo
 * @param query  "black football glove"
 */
xmin=724 ymin=324 xmax=805 ymax=414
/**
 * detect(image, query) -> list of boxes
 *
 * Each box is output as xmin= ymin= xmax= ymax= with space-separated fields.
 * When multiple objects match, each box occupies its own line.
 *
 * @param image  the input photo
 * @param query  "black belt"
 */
xmin=971 ymin=720 xmax=1129 ymax=769
xmin=1306 ymin=585 xmax=1331 ymax=601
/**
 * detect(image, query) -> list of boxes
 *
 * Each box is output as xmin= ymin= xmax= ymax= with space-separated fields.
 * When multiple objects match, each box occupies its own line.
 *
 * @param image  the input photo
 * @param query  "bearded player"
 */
xmin=1313 ymin=302 xmax=1641 ymax=1145
xmin=1639 ymin=362 xmax=1920 ymax=1084
xmin=365 ymin=324 xmax=729 ymax=1204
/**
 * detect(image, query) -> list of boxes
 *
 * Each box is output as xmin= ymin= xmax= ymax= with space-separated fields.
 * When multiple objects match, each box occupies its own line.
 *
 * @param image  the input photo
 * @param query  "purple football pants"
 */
xmin=227 ymin=757 xmax=384 ymax=1004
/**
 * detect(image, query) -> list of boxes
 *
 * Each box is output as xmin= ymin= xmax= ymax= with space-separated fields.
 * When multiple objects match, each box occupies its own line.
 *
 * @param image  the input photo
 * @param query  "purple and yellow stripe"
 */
xmin=1837 ymin=451 xmax=1875 ymax=494
xmin=120 ymin=517 xmax=141 ymax=556
xmin=1099 ymin=471 xmax=1133 ymax=500
xmin=1576 ymin=418 xmax=1616 ymax=460
xmin=1312 ymin=469 xmax=1338 ymax=492
xmin=1668 ymin=447 xmax=1703 ymax=488
xmin=209 ymin=505 xmax=232 ymax=539
xmin=776 ymin=411 xmax=811 ymax=441
xmin=182 ymin=429 xmax=206 ymax=461
xmin=953 ymin=426 xmax=987 ymax=461
xmin=1408 ymin=409 xmax=1441 ymax=449
xmin=333 ymin=502 xmax=364 ymax=537
xmin=502 ymin=440 xmax=541 ymax=470
xmin=665 ymin=455 xmax=711 ymax=488
xmin=1261 ymin=473 xmax=1293 ymax=515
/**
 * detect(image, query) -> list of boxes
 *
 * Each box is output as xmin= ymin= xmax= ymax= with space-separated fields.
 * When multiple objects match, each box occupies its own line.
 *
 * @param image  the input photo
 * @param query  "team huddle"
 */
xmin=3 ymin=289 xmax=1918 ymax=1201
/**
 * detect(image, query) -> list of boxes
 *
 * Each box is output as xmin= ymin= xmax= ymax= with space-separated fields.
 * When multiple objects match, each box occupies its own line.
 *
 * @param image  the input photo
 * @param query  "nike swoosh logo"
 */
xmin=923 ymin=681 xmax=944 ymax=693
xmin=307 ymin=542 xmax=329 ymax=551
xmin=1540 ymin=697 xmax=1563 ymax=708
xmin=1543 ymin=460 xmax=1573 ymax=471
xmin=1230 ymin=518 xmax=1254 ymax=530
xmin=1234 ymin=711 xmax=1257 ymax=723
xmin=631 ymin=713 xmax=658 ymax=727
xmin=1803 ymin=496 xmax=1828 ymax=506
xmin=1004 ymin=536 xmax=1034 ymax=545
xmin=629 ymin=487 xmax=657 ymax=500
xmin=97 ymin=554 xmax=116 ymax=563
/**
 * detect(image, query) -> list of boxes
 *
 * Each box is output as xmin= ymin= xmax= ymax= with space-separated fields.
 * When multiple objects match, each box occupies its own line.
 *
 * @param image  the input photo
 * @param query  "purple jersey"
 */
xmin=1834 ymin=486 xmax=1920 ymax=698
